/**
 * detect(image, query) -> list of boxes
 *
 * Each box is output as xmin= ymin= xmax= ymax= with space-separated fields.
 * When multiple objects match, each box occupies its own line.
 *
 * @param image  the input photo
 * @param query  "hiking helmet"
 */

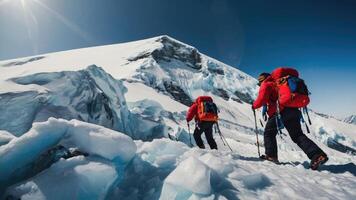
xmin=257 ymin=72 xmax=271 ymax=86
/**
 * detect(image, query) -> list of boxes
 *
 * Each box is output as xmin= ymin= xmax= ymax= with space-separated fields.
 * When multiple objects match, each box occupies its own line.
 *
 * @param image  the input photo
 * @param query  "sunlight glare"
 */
xmin=20 ymin=0 xmax=26 ymax=8
xmin=35 ymin=0 xmax=96 ymax=43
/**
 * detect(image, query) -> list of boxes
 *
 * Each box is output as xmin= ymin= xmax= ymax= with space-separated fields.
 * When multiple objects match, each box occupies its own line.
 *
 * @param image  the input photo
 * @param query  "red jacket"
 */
xmin=252 ymin=76 xmax=279 ymax=117
xmin=186 ymin=102 xmax=198 ymax=122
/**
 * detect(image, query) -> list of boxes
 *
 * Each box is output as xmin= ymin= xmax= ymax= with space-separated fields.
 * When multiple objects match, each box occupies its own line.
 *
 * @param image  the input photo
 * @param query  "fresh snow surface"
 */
xmin=0 ymin=35 xmax=355 ymax=199
xmin=109 ymin=139 xmax=355 ymax=200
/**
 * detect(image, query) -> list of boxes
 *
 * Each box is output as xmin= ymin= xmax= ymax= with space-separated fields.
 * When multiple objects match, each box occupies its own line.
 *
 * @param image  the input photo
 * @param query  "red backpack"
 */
xmin=271 ymin=67 xmax=310 ymax=108
xmin=196 ymin=96 xmax=219 ymax=122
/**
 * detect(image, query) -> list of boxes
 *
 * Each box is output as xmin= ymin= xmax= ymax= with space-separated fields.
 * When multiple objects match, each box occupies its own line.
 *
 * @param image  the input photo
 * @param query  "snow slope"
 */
xmin=0 ymin=35 xmax=355 ymax=199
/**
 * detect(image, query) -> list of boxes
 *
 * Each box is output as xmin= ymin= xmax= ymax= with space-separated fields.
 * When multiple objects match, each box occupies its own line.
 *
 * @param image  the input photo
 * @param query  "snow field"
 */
xmin=106 ymin=138 xmax=355 ymax=200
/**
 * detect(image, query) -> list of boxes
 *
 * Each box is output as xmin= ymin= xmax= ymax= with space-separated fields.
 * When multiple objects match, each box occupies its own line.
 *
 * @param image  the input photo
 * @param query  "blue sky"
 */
xmin=0 ymin=0 xmax=355 ymax=118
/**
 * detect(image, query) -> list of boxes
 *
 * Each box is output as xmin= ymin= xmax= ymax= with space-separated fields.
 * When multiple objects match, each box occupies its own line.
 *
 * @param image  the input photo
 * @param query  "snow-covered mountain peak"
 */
xmin=128 ymin=35 xmax=202 ymax=70
xmin=0 ymin=35 xmax=257 ymax=106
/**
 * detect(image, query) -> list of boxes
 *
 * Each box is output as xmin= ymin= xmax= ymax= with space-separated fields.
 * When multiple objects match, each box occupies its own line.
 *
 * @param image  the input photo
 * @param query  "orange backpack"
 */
xmin=196 ymin=96 xmax=219 ymax=122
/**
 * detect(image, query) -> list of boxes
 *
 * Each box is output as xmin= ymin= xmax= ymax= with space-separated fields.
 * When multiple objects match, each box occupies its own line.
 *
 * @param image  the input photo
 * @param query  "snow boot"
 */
xmin=310 ymin=153 xmax=328 ymax=170
xmin=260 ymin=155 xmax=279 ymax=163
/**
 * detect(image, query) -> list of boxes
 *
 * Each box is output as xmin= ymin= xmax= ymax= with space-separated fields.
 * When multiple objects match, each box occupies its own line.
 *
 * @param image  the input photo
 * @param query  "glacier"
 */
xmin=0 ymin=35 xmax=355 ymax=199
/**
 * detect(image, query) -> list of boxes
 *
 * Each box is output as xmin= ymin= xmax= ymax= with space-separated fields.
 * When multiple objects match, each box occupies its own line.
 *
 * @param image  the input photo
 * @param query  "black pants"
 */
xmin=264 ymin=107 xmax=325 ymax=159
xmin=193 ymin=121 xmax=218 ymax=149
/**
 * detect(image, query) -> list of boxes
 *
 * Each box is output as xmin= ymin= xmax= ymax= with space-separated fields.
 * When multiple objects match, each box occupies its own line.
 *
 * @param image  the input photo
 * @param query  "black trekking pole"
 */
xmin=216 ymin=122 xmax=233 ymax=152
xmin=215 ymin=123 xmax=226 ymax=146
xmin=252 ymin=109 xmax=261 ymax=157
xmin=187 ymin=122 xmax=193 ymax=147
xmin=300 ymin=110 xmax=311 ymax=133
xmin=304 ymin=107 xmax=312 ymax=125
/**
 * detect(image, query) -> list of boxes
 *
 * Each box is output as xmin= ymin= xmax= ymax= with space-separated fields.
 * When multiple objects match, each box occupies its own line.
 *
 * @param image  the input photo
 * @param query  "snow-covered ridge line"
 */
xmin=0 ymin=35 xmax=190 ymax=66
xmin=0 ymin=35 xmax=166 ymax=64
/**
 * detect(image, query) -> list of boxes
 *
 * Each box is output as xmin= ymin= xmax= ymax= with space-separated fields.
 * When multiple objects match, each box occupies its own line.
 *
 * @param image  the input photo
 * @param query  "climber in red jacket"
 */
xmin=252 ymin=71 xmax=328 ymax=170
xmin=186 ymin=96 xmax=218 ymax=150
xmin=252 ymin=73 xmax=278 ymax=117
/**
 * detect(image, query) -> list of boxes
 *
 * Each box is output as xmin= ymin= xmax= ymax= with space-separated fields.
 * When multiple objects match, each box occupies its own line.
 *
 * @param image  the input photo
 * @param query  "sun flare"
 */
xmin=20 ymin=0 xmax=26 ymax=8
xmin=0 ymin=0 xmax=94 ymax=50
